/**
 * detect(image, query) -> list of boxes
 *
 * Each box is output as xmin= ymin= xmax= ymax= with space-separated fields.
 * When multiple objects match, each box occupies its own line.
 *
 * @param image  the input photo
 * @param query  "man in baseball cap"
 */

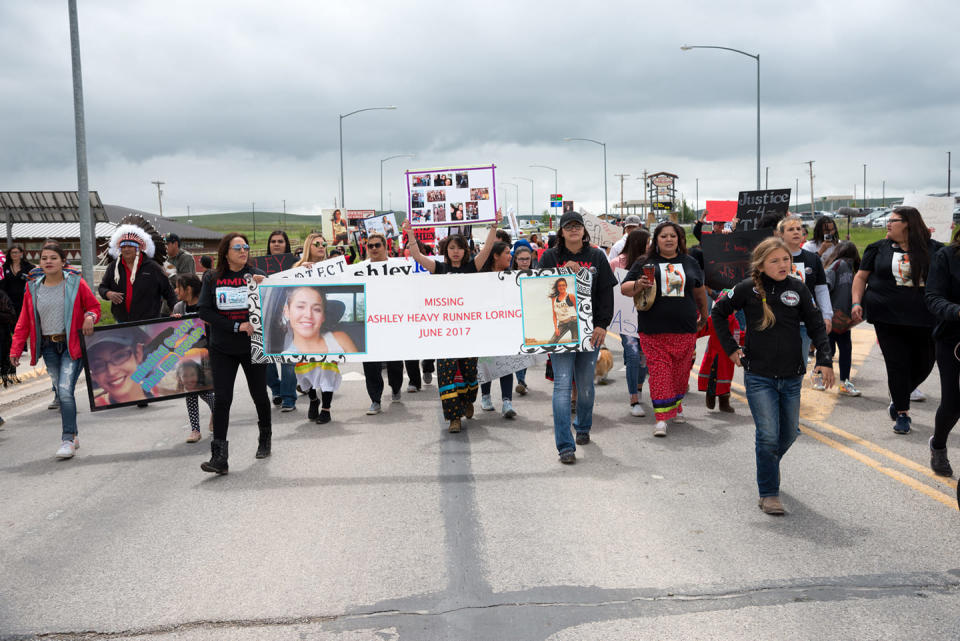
xmin=607 ymin=215 xmax=644 ymax=260
xmin=165 ymin=232 xmax=196 ymax=284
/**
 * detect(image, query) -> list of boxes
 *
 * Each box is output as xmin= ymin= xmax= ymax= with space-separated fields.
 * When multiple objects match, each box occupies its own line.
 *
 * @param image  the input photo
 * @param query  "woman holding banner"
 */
xmin=539 ymin=211 xmax=616 ymax=463
xmin=403 ymin=213 xmax=501 ymax=433
xmin=479 ymin=242 xmax=518 ymax=418
xmin=198 ymin=233 xmax=270 ymax=474
xmin=265 ymin=230 xmax=298 ymax=412
xmin=621 ymin=222 xmax=708 ymax=437
xmin=296 ymin=233 xmax=328 ymax=267
xmin=10 ymin=240 xmax=100 ymax=459
xmin=510 ymin=242 xmax=536 ymax=394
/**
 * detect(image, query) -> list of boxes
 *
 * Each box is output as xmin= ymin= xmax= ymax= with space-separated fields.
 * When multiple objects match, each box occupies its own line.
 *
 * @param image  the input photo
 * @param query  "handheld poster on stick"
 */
xmin=406 ymin=164 xmax=498 ymax=228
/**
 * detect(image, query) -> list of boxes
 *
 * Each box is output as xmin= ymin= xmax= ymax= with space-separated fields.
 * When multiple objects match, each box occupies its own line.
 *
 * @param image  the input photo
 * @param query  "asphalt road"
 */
xmin=1 ymin=327 xmax=958 ymax=640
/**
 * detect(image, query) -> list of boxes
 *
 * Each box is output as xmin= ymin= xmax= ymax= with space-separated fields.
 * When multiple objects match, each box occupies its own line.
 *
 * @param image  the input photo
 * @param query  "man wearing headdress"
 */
xmin=98 ymin=224 xmax=176 ymax=324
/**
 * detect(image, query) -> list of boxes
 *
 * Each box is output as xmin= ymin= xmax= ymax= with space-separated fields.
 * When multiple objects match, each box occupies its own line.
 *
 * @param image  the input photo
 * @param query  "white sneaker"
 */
xmin=630 ymin=403 xmax=645 ymax=417
xmin=838 ymin=380 xmax=861 ymax=397
xmin=481 ymin=394 xmax=495 ymax=411
xmin=654 ymin=421 xmax=667 ymax=437
xmin=407 ymin=384 xmax=418 ymax=393
xmin=672 ymin=410 xmax=686 ymax=424
xmin=811 ymin=372 xmax=826 ymax=391
xmin=910 ymin=388 xmax=926 ymax=402
xmin=55 ymin=440 xmax=76 ymax=459
xmin=501 ymin=400 xmax=516 ymax=419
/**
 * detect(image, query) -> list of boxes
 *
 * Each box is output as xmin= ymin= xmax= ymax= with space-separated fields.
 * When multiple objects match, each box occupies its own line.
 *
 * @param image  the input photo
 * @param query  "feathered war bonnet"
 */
xmin=107 ymin=218 xmax=161 ymax=285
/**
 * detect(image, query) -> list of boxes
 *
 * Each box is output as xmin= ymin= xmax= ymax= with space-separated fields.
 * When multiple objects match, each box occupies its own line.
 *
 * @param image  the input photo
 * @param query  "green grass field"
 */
xmin=169 ymin=212 xmax=329 ymax=246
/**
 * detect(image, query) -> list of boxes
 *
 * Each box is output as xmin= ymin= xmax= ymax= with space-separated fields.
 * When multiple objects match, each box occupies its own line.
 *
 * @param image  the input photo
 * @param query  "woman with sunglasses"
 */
xmin=852 ymin=206 xmax=943 ymax=434
xmin=10 ymin=240 xmax=99 ymax=459
xmin=296 ymin=233 xmax=328 ymax=267
xmin=198 ymin=233 xmax=270 ymax=474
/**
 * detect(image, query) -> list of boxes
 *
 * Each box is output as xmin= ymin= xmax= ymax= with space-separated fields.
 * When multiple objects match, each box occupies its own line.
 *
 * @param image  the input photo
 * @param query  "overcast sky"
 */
xmin=2 ymin=1 xmax=958 ymax=218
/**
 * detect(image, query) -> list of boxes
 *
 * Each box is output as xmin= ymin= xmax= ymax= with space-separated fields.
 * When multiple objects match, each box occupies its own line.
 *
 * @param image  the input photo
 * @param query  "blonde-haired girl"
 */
xmin=710 ymin=237 xmax=834 ymax=515
xmin=296 ymin=233 xmax=328 ymax=267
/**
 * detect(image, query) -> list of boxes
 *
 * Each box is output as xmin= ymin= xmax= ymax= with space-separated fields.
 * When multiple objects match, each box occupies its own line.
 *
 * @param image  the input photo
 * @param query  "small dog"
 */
xmin=594 ymin=346 xmax=613 ymax=385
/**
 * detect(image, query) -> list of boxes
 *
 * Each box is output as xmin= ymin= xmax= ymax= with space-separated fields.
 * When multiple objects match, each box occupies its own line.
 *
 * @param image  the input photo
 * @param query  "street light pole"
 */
xmin=513 ymin=176 xmax=534 ymax=216
xmin=68 ymin=0 xmax=94 ymax=285
xmin=530 ymin=164 xmax=559 ymax=224
xmin=339 ymin=106 xmax=397 ymax=213
xmin=863 ymin=164 xmax=867 ymax=208
xmin=380 ymin=153 xmax=415 ymax=211
xmin=563 ymin=137 xmax=608 ymax=215
xmin=681 ymin=44 xmax=760 ymax=189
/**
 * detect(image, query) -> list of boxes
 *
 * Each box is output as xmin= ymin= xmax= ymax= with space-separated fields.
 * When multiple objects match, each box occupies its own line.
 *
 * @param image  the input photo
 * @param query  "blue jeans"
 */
xmin=41 ymin=340 xmax=82 ymax=441
xmin=621 ymin=334 xmax=648 ymax=397
xmin=744 ymin=372 xmax=802 ymax=497
xmin=516 ymin=368 xmax=527 ymax=385
xmin=551 ymin=350 xmax=600 ymax=454
xmin=266 ymin=362 xmax=297 ymax=407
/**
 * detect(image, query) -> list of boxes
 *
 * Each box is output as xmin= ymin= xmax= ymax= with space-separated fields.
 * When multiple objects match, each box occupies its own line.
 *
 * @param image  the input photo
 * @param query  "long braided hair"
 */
xmin=749 ymin=237 xmax=792 ymax=331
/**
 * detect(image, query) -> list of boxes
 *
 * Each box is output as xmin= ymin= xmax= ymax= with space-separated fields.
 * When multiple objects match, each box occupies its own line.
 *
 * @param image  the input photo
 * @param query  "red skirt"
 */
xmin=638 ymin=332 xmax=697 ymax=420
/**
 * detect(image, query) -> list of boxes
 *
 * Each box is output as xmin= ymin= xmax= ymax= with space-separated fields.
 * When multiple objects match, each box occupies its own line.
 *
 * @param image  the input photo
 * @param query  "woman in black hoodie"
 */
xmin=712 ymin=237 xmax=834 ymax=515
xmin=198 ymin=233 xmax=269 ymax=474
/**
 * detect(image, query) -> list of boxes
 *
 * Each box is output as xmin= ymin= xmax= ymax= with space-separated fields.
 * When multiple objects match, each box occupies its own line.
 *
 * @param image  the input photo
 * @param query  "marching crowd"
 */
xmin=4 ymin=205 xmax=960 ymax=515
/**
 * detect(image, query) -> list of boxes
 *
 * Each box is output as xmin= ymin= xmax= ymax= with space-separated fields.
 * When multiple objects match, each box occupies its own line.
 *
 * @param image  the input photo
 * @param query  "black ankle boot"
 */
xmin=256 ymin=425 xmax=271 ymax=459
xmin=705 ymin=391 xmax=716 ymax=409
xmin=201 ymin=439 xmax=229 ymax=474
xmin=307 ymin=398 xmax=320 ymax=421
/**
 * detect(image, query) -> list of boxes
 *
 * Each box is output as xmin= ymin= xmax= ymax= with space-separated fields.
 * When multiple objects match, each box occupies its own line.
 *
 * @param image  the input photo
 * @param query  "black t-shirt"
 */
xmin=626 ymin=254 xmax=704 ymax=334
xmin=789 ymin=248 xmax=826 ymax=298
xmin=434 ymin=260 xmax=478 ymax=275
xmin=861 ymin=238 xmax=942 ymax=327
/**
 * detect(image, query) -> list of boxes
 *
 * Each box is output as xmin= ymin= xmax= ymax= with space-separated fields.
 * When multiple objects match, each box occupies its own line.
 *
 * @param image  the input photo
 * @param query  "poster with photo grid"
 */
xmin=406 ymin=164 xmax=497 ymax=228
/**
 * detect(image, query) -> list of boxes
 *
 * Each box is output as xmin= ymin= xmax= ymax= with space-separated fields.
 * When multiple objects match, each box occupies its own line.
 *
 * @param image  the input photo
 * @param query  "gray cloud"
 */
xmin=2 ymin=0 xmax=957 ymax=216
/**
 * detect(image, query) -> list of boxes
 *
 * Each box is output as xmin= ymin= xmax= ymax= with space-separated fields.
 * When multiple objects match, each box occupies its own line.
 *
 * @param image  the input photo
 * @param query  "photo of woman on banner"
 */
xmin=520 ymin=275 xmax=579 ymax=346
xmin=86 ymin=325 xmax=169 ymax=407
xmin=263 ymin=285 xmax=363 ymax=356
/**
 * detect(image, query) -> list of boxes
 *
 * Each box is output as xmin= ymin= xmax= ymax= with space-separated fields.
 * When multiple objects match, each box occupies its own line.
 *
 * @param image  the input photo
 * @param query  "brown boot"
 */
xmin=758 ymin=496 xmax=785 ymax=515
xmin=705 ymin=391 xmax=716 ymax=409
xmin=718 ymin=393 xmax=735 ymax=413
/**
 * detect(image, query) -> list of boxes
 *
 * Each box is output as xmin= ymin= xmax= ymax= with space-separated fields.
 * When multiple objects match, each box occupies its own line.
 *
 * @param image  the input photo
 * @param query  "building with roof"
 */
xmin=1 ymin=191 xmax=222 ymax=263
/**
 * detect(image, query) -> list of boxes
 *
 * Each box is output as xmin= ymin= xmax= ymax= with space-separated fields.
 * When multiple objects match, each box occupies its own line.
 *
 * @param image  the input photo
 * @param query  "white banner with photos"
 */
xmin=247 ymin=268 xmax=594 ymax=363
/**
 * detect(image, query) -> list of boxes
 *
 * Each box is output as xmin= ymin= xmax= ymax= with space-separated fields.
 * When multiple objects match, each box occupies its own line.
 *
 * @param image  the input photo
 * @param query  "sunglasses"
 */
xmin=89 ymin=347 xmax=135 ymax=375
xmin=367 ymin=242 xmax=384 ymax=249
xmin=887 ymin=218 xmax=905 ymax=224
xmin=230 ymin=243 xmax=250 ymax=251
xmin=312 ymin=241 xmax=325 ymax=248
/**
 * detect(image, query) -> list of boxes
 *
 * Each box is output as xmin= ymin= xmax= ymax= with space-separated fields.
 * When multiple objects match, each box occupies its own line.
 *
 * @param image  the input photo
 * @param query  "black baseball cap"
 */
xmin=165 ymin=233 xmax=181 ymax=244
xmin=559 ymin=211 xmax=584 ymax=228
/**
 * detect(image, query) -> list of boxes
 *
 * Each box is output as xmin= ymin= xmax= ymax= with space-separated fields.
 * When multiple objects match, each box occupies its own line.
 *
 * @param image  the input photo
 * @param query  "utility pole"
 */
xmin=642 ymin=170 xmax=649 ymax=223
xmin=695 ymin=178 xmax=699 ymax=216
xmin=882 ymin=180 xmax=886 ymax=207
xmin=863 ymin=164 xmax=867 ymax=209
xmin=151 ymin=180 xmax=165 ymax=217
xmin=614 ymin=173 xmax=630 ymax=219
xmin=765 ymin=166 xmax=769 ymax=190
xmin=251 ymin=201 xmax=256 ymax=244
xmin=282 ymin=198 xmax=286 ymax=227
xmin=795 ymin=178 xmax=799 ymax=211
xmin=948 ymin=151 xmax=952 ymax=197
xmin=805 ymin=161 xmax=815 ymax=218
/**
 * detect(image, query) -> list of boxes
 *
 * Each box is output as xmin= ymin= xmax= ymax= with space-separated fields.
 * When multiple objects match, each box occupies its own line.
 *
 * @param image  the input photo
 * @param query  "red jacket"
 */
xmin=11 ymin=272 xmax=101 ymax=366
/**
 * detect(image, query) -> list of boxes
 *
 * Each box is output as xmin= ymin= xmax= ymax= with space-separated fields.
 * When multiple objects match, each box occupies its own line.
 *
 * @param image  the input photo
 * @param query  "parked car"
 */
xmin=854 ymin=208 xmax=890 ymax=227
xmin=872 ymin=211 xmax=895 ymax=228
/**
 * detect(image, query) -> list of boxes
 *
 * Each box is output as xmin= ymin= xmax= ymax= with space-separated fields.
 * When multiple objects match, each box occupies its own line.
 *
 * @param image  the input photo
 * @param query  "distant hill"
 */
xmin=168 ymin=211 xmax=325 ymax=230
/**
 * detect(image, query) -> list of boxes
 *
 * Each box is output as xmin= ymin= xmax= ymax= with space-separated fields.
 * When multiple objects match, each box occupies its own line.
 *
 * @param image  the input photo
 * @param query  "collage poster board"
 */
xmin=81 ymin=316 xmax=213 ymax=412
xmin=407 ymin=164 xmax=497 ymax=227
xmin=359 ymin=212 xmax=401 ymax=238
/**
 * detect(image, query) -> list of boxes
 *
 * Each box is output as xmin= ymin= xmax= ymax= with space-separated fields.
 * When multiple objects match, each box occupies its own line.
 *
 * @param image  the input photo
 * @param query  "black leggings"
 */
xmin=209 ymin=347 xmax=271 ymax=441
xmin=828 ymin=331 xmax=852 ymax=381
xmin=873 ymin=322 xmax=935 ymax=413
xmin=933 ymin=339 xmax=960 ymax=449
xmin=362 ymin=361 xmax=404 ymax=403
xmin=308 ymin=388 xmax=334 ymax=409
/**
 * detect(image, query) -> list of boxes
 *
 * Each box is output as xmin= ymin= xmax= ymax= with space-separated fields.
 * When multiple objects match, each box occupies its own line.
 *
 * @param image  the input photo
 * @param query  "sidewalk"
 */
xmin=0 ymin=363 xmax=71 ymax=413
